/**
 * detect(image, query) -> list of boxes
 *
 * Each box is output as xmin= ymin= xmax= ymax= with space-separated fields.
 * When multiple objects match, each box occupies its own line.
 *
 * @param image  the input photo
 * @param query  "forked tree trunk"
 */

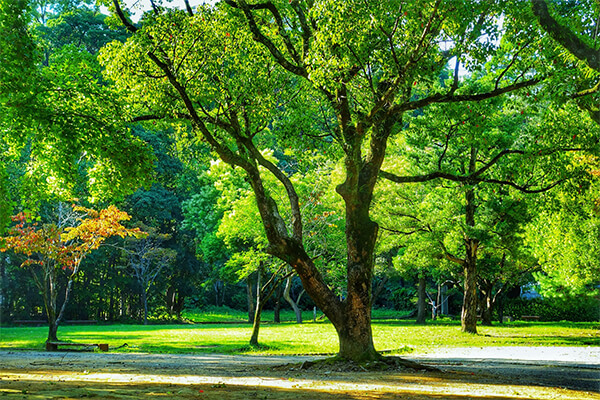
xmin=283 ymin=275 xmax=303 ymax=323
xmin=416 ymin=275 xmax=427 ymax=324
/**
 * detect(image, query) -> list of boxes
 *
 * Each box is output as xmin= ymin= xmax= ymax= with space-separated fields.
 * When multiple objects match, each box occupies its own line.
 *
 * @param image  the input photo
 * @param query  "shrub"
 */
xmin=504 ymin=296 xmax=600 ymax=322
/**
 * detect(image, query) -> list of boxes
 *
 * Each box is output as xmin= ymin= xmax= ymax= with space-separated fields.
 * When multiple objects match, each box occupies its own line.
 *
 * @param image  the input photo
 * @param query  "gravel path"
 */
xmin=408 ymin=346 xmax=600 ymax=392
xmin=0 ymin=347 xmax=598 ymax=397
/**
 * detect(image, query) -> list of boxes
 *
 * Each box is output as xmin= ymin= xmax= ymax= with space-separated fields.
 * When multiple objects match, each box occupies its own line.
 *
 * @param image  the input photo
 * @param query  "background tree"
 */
xmin=0 ymin=204 xmax=143 ymax=341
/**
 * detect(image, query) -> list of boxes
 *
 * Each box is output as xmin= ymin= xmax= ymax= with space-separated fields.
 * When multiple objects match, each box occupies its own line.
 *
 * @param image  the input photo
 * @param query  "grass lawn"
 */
xmin=0 ymin=313 xmax=597 ymax=355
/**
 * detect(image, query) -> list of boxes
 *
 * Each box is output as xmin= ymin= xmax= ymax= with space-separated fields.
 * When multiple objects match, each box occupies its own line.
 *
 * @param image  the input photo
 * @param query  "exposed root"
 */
xmin=277 ymin=356 xmax=439 ymax=373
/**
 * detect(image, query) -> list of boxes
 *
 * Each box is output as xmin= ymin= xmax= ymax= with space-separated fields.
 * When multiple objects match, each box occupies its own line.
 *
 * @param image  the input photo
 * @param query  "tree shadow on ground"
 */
xmin=1 ymin=372 xmax=594 ymax=400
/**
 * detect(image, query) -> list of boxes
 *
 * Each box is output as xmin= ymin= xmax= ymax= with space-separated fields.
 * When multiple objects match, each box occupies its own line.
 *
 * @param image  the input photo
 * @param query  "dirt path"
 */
xmin=0 ymin=348 xmax=598 ymax=399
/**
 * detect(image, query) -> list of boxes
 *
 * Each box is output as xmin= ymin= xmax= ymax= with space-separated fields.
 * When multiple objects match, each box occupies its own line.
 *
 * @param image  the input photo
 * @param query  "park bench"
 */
xmin=520 ymin=315 xmax=541 ymax=321
xmin=46 ymin=342 xmax=109 ymax=352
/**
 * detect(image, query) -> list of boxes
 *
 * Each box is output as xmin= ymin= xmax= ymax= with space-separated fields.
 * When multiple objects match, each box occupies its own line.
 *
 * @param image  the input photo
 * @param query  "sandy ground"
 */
xmin=0 ymin=347 xmax=598 ymax=399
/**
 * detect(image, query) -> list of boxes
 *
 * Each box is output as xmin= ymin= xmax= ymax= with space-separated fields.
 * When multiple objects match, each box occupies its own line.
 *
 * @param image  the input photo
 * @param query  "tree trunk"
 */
xmin=461 ymin=148 xmax=479 ymax=334
xmin=246 ymin=278 xmax=255 ymax=324
xmin=249 ymin=268 xmax=262 ymax=346
xmin=462 ymin=238 xmax=479 ymax=333
xmin=142 ymin=290 xmax=149 ymax=325
xmin=480 ymin=280 xmax=494 ymax=326
xmin=481 ymin=292 xmax=493 ymax=326
xmin=273 ymin=282 xmax=282 ymax=323
xmin=416 ymin=275 xmax=427 ymax=324
xmin=283 ymin=275 xmax=303 ymax=323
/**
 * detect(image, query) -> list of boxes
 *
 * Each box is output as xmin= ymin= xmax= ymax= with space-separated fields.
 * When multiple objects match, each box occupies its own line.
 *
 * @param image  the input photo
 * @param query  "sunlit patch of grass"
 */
xmin=1 ymin=317 xmax=597 ymax=355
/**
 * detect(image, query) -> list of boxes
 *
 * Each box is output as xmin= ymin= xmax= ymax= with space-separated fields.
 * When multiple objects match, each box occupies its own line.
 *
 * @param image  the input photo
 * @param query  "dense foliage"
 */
xmin=0 ymin=0 xmax=598 ymax=358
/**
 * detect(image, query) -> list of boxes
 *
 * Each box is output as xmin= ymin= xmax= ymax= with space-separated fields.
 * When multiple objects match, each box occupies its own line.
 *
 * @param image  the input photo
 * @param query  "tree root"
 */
xmin=294 ymin=355 xmax=439 ymax=373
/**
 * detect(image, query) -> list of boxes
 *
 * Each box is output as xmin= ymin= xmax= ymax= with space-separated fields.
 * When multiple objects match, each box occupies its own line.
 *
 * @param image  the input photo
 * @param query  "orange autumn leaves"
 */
xmin=0 ymin=205 xmax=145 ymax=271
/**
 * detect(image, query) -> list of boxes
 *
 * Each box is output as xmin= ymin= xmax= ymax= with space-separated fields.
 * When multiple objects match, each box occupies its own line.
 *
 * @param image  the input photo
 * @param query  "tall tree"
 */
xmin=102 ymin=0 xmax=545 ymax=361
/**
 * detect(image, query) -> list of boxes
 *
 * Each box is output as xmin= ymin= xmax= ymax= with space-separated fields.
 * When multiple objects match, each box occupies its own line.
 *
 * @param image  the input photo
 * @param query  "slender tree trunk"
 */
xmin=142 ymin=290 xmax=149 ymax=325
xmin=249 ymin=268 xmax=262 ymax=346
xmin=246 ymin=278 xmax=255 ymax=324
xmin=273 ymin=282 xmax=282 ymax=323
xmin=416 ymin=275 xmax=427 ymax=324
xmin=44 ymin=267 xmax=59 ymax=343
xmin=283 ymin=275 xmax=303 ymax=323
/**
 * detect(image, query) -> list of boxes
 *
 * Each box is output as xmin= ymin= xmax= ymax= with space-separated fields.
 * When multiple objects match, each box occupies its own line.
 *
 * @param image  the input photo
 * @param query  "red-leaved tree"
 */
xmin=0 ymin=204 xmax=144 ymax=343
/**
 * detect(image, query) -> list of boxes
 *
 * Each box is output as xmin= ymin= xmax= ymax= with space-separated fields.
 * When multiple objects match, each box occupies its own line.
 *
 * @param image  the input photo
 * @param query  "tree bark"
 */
xmin=461 ymin=241 xmax=479 ymax=333
xmin=416 ymin=275 xmax=427 ymax=324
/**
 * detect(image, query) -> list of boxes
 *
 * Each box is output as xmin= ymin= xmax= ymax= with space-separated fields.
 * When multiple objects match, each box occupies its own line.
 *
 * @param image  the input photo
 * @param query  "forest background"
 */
xmin=0 ymin=0 xmax=599 ymax=360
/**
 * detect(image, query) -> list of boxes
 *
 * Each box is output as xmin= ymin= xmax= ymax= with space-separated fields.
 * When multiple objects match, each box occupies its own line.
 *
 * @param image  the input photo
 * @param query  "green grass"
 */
xmin=180 ymin=306 xmax=412 ymax=324
xmin=0 ymin=317 xmax=597 ymax=355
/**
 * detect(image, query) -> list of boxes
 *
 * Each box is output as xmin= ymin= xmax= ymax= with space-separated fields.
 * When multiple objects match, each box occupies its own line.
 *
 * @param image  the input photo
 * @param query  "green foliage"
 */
xmin=0 ymin=164 xmax=12 ymax=234
xmin=505 ymin=297 xmax=600 ymax=322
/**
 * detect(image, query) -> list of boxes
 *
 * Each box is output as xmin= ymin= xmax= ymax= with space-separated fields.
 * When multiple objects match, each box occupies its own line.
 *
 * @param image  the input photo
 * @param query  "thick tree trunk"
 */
xmin=334 ymin=208 xmax=379 ymax=361
xmin=283 ymin=275 xmax=303 ymax=323
xmin=416 ymin=275 xmax=427 ymax=324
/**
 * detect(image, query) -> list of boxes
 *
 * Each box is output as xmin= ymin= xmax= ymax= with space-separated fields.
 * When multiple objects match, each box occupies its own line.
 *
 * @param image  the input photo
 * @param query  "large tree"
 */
xmin=101 ymin=0 xmax=546 ymax=361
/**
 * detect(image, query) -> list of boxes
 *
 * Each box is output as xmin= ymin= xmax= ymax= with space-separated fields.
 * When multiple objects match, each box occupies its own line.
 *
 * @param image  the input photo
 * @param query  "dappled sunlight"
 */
xmin=0 ymin=368 xmax=597 ymax=400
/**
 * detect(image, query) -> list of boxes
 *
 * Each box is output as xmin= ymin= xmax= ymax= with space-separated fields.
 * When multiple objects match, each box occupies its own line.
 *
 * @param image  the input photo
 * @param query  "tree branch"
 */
xmin=394 ymin=77 xmax=542 ymax=113
xmin=531 ymin=0 xmax=600 ymax=72
xmin=112 ymin=0 xmax=137 ymax=33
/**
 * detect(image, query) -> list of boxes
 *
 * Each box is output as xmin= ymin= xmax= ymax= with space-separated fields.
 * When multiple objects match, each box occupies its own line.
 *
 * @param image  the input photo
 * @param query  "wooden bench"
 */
xmin=520 ymin=315 xmax=541 ymax=321
xmin=46 ymin=342 xmax=109 ymax=352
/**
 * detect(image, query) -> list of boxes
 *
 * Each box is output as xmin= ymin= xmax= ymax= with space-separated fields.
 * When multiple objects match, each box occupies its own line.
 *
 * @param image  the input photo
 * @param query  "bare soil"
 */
xmin=0 ymin=349 xmax=598 ymax=399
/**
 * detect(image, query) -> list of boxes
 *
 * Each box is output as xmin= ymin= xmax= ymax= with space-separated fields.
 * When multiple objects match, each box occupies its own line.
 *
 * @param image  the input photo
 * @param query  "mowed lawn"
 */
xmin=0 ymin=316 xmax=598 ymax=355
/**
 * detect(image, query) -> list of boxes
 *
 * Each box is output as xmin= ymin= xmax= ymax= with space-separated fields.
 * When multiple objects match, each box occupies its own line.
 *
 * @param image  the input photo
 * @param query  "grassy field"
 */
xmin=0 ymin=309 xmax=597 ymax=355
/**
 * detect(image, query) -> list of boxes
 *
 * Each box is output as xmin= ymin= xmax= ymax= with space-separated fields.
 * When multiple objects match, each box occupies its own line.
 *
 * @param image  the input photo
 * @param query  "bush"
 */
xmin=391 ymin=286 xmax=416 ymax=311
xmin=504 ymin=296 xmax=600 ymax=322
